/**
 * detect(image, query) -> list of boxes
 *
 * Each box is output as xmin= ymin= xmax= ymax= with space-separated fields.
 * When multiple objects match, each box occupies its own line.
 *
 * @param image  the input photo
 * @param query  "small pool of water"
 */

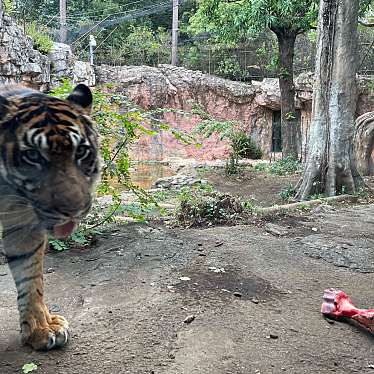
xmin=129 ymin=162 xmax=175 ymax=190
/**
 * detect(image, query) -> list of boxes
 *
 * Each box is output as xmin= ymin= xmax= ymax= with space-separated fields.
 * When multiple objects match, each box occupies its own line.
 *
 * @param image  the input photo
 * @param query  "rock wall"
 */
xmin=96 ymin=64 xmax=374 ymax=161
xmin=0 ymin=14 xmax=95 ymax=91
xmin=0 ymin=14 xmax=50 ymax=90
xmin=96 ymin=64 xmax=273 ymax=160
xmin=49 ymin=43 xmax=96 ymax=87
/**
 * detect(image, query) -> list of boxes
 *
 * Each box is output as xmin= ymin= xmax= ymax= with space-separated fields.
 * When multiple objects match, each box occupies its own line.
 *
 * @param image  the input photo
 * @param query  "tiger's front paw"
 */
xmin=22 ymin=314 xmax=70 ymax=351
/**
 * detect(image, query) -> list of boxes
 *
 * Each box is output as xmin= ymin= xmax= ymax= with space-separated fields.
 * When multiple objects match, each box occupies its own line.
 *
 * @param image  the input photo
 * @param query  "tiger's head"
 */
xmin=0 ymin=84 xmax=100 ymax=238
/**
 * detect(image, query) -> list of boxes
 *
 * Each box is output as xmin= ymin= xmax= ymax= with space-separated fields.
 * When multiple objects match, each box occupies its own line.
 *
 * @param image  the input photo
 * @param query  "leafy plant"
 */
xmin=230 ymin=131 xmax=262 ymax=159
xmin=242 ymin=198 xmax=258 ymax=213
xmin=119 ymin=25 xmax=171 ymax=65
xmin=4 ymin=0 xmax=14 ymax=13
xmin=176 ymin=186 xmax=243 ymax=227
xmin=279 ymin=184 xmax=296 ymax=202
xmin=268 ymin=157 xmax=301 ymax=175
xmin=225 ymin=152 xmax=241 ymax=175
xmin=308 ymin=193 xmax=325 ymax=200
xmin=192 ymin=105 xmax=262 ymax=174
xmin=253 ymin=162 xmax=268 ymax=172
xmin=22 ymin=363 xmax=38 ymax=373
xmin=25 ymin=22 xmax=53 ymax=54
xmin=48 ymin=80 xmax=194 ymax=249
xmin=255 ymin=157 xmax=300 ymax=176
xmin=215 ymin=54 xmax=248 ymax=80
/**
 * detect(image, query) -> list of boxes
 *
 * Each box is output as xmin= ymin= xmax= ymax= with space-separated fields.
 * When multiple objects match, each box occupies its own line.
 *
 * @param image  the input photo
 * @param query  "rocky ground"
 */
xmin=1 ymin=203 xmax=374 ymax=374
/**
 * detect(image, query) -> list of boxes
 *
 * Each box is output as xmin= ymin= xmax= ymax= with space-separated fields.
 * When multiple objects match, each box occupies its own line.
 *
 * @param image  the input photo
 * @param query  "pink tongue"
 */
xmin=53 ymin=221 xmax=76 ymax=239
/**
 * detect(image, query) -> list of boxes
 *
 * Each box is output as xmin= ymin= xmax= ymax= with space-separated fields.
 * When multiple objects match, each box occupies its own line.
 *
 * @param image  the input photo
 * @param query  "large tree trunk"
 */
xmin=296 ymin=0 xmax=362 ymax=200
xmin=273 ymin=29 xmax=299 ymax=159
xmin=354 ymin=111 xmax=374 ymax=176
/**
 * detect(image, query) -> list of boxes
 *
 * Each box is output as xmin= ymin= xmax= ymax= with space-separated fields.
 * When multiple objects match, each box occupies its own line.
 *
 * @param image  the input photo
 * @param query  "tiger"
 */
xmin=0 ymin=84 xmax=100 ymax=350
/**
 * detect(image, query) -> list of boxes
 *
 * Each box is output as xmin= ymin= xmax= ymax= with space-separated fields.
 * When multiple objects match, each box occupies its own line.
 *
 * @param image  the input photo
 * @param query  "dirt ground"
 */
xmin=1 ymin=203 xmax=374 ymax=374
xmin=200 ymin=168 xmax=299 ymax=207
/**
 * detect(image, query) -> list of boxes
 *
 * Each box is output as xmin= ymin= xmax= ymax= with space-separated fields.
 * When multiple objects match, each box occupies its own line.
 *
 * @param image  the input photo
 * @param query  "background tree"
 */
xmin=296 ymin=0 xmax=362 ymax=199
xmin=189 ymin=0 xmax=319 ymax=159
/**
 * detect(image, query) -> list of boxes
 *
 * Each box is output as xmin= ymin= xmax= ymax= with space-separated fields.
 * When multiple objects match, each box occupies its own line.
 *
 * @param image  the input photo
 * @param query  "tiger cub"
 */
xmin=0 ymin=84 xmax=100 ymax=350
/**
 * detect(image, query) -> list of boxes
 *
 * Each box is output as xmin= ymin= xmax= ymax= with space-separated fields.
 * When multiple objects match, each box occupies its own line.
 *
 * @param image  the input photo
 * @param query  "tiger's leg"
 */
xmin=3 ymin=227 xmax=69 ymax=350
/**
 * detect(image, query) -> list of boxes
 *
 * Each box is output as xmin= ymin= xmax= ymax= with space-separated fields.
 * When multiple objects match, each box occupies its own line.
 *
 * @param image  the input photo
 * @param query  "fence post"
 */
xmin=171 ymin=0 xmax=179 ymax=65
xmin=59 ymin=0 xmax=67 ymax=43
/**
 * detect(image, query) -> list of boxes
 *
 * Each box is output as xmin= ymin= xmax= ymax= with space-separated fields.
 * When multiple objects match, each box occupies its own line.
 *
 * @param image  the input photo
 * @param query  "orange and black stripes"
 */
xmin=0 ymin=83 xmax=99 ymax=350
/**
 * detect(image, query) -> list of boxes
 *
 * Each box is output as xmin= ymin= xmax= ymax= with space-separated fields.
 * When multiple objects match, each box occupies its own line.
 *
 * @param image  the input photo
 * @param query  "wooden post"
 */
xmin=171 ymin=0 xmax=179 ymax=66
xmin=59 ymin=0 xmax=67 ymax=43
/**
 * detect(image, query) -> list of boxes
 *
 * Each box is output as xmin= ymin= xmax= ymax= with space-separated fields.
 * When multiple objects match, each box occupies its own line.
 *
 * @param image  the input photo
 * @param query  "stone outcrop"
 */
xmin=0 ymin=14 xmax=96 ymax=91
xmin=48 ymin=43 xmax=96 ymax=87
xmin=49 ymin=42 xmax=74 ymax=86
xmin=0 ymin=14 xmax=50 ymax=89
xmin=73 ymin=60 xmax=96 ymax=87
xmin=95 ymin=64 xmax=374 ymax=161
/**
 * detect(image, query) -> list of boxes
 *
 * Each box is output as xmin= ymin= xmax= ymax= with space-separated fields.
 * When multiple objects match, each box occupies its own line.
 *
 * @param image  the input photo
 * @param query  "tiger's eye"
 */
xmin=75 ymin=145 xmax=90 ymax=159
xmin=23 ymin=149 xmax=43 ymax=163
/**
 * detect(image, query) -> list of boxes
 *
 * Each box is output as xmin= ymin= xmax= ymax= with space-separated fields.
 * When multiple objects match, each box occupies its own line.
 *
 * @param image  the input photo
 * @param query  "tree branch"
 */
xmin=358 ymin=20 xmax=374 ymax=27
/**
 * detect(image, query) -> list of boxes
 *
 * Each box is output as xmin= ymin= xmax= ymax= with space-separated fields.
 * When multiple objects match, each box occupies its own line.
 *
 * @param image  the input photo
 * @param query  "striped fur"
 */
xmin=0 ymin=84 xmax=100 ymax=350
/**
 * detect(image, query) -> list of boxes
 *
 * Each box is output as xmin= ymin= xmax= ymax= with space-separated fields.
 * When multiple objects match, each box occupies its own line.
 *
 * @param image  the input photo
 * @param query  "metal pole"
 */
xmin=171 ymin=0 xmax=179 ymax=66
xmin=89 ymin=35 xmax=96 ymax=65
xmin=59 ymin=0 xmax=67 ymax=43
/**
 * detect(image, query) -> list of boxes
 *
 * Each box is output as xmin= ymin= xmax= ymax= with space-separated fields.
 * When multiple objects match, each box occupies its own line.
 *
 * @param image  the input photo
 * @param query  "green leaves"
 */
xmin=190 ymin=0 xmax=319 ymax=42
xmin=22 ymin=363 xmax=38 ymax=374
xmin=25 ymin=22 xmax=53 ymax=55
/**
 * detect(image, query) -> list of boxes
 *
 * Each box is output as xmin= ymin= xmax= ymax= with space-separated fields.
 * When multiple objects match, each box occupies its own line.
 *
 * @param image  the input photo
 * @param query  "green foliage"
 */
xmin=22 ymin=363 xmax=38 ymax=374
xmin=279 ymin=184 xmax=296 ymax=202
xmin=215 ymin=54 xmax=248 ymax=80
xmin=363 ymin=79 xmax=374 ymax=93
xmin=253 ymin=162 xmax=268 ymax=172
xmin=242 ymin=198 xmax=259 ymax=213
xmin=4 ymin=0 xmax=14 ymax=13
xmin=268 ymin=157 xmax=301 ymax=176
xmin=119 ymin=25 xmax=171 ymax=65
xmin=48 ymin=80 xmax=195 ymax=249
xmin=193 ymin=107 xmax=262 ymax=174
xmin=176 ymin=186 xmax=243 ymax=227
xmin=255 ymin=157 xmax=301 ymax=176
xmin=25 ymin=22 xmax=53 ymax=55
xmin=308 ymin=193 xmax=325 ymax=200
xmin=230 ymin=131 xmax=263 ymax=160
xmin=225 ymin=153 xmax=241 ymax=176
xmin=189 ymin=0 xmax=319 ymax=42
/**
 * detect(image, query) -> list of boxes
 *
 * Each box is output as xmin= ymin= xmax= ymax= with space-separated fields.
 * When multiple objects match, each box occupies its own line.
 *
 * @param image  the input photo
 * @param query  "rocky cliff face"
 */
xmin=95 ymin=64 xmax=374 ymax=161
xmin=0 ymin=14 xmax=95 ymax=91
xmin=49 ymin=43 xmax=96 ymax=87
xmin=0 ymin=14 xmax=50 ymax=89
xmin=95 ymin=65 xmax=311 ymax=160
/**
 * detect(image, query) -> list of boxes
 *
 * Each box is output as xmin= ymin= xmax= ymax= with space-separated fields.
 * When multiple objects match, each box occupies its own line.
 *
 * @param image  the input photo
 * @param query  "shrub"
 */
xmin=279 ymin=184 xmax=296 ymax=202
xmin=225 ymin=152 xmax=241 ymax=175
xmin=268 ymin=157 xmax=301 ymax=175
xmin=25 ymin=22 xmax=53 ymax=54
xmin=230 ymin=131 xmax=262 ymax=159
xmin=120 ymin=25 xmax=170 ymax=65
xmin=254 ymin=157 xmax=301 ymax=175
xmin=176 ymin=187 xmax=243 ymax=227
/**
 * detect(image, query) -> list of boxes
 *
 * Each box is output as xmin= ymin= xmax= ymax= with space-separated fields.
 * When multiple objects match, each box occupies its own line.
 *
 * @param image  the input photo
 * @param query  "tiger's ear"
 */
xmin=67 ymin=84 xmax=93 ymax=113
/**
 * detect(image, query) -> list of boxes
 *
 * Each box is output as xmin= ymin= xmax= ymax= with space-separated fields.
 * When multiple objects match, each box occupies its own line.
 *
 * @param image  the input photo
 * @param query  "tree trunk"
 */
xmin=296 ymin=0 xmax=362 ymax=200
xmin=274 ymin=30 xmax=299 ymax=159
xmin=354 ymin=111 xmax=374 ymax=176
